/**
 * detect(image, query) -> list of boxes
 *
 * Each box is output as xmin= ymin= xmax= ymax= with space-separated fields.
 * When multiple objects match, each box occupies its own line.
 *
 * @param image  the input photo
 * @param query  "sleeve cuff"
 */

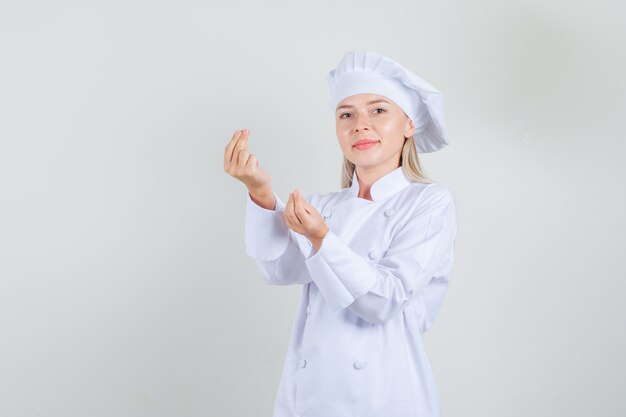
xmin=244 ymin=191 xmax=289 ymax=261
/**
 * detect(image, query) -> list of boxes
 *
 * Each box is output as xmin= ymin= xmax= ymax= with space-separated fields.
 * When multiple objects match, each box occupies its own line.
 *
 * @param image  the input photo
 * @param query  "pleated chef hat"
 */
xmin=327 ymin=50 xmax=448 ymax=153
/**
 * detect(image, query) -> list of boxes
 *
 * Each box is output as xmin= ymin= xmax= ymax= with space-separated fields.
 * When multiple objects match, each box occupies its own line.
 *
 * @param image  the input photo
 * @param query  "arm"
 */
xmin=303 ymin=186 xmax=458 ymax=325
xmin=244 ymin=191 xmax=314 ymax=286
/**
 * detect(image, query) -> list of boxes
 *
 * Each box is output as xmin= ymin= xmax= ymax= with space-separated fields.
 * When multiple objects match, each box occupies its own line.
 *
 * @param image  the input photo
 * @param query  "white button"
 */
xmin=384 ymin=208 xmax=396 ymax=217
xmin=299 ymin=358 xmax=307 ymax=368
xmin=322 ymin=208 xmax=332 ymax=219
xmin=306 ymin=305 xmax=311 ymax=315
xmin=368 ymin=250 xmax=378 ymax=260
xmin=353 ymin=360 xmax=367 ymax=370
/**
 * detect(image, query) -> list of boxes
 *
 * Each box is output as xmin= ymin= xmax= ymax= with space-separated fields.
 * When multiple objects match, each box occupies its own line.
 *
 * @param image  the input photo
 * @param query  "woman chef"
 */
xmin=224 ymin=50 xmax=458 ymax=417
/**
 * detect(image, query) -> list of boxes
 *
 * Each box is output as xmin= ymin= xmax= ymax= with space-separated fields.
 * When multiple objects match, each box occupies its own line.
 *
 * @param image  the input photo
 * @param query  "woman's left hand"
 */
xmin=284 ymin=189 xmax=329 ymax=251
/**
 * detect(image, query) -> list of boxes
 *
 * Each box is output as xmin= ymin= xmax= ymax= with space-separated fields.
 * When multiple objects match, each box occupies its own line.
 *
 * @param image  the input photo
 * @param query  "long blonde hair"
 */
xmin=340 ymin=135 xmax=433 ymax=189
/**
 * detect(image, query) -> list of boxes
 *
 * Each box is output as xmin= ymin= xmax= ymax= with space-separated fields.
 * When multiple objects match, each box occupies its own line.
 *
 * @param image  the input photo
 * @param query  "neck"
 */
xmin=354 ymin=162 xmax=401 ymax=200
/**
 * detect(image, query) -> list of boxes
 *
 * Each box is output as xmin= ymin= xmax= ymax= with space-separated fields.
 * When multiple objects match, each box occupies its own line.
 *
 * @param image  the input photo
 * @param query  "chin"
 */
xmin=353 ymin=159 xmax=382 ymax=169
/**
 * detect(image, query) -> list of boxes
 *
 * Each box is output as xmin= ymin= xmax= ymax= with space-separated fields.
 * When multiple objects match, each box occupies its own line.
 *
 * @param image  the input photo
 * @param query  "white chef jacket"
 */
xmin=244 ymin=165 xmax=458 ymax=417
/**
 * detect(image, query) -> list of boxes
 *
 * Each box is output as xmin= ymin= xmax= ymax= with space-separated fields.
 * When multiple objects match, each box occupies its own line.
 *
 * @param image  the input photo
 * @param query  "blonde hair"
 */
xmin=340 ymin=135 xmax=433 ymax=189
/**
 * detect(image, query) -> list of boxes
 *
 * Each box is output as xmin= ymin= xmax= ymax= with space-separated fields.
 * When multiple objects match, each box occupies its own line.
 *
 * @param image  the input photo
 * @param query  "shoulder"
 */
xmin=420 ymin=182 xmax=455 ymax=203
xmin=404 ymin=182 xmax=456 ymax=216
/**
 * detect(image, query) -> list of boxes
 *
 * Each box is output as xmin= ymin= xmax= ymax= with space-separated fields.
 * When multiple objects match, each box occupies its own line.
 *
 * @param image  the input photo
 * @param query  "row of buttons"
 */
xmin=321 ymin=207 xmax=396 ymax=220
xmin=298 ymin=358 xmax=368 ymax=370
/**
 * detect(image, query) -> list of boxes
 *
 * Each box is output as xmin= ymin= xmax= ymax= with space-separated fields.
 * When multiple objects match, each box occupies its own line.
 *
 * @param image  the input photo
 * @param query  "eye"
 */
xmin=339 ymin=112 xmax=351 ymax=119
xmin=374 ymin=108 xmax=386 ymax=114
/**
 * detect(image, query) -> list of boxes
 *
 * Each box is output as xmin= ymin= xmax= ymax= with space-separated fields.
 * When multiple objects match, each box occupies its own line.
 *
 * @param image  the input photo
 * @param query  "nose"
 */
xmin=354 ymin=111 xmax=371 ymax=132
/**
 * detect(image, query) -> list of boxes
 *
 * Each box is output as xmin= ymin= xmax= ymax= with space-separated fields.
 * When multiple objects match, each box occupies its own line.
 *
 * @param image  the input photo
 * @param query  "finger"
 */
xmin=246 ymin=154 xmax=257 ymax=169
xmin=293 ymin=189 xmax=305 ymax=218
xmin=290 ymin=191 xmax=303 ymax=224
xmin=230 ymin=128 xmax=241 ymax=141
xmin=237 ymin=149 xmax=251 ymax=167
xmin=224 ymin=129 xmax=243 ymax=166
xmin=283 ymin=193 xmax=295 ymax=226
xmin=232 ymin=129 xmax=249 ymax=164
xmin=295 ymin=189 xmax=312 ymax=214
xmin=284 ymin=191 xmax=292 ymax=214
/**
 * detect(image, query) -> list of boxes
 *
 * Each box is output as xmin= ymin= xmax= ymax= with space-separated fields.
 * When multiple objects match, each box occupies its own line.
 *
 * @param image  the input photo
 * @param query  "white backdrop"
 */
xmin=1 ymin=1 xmax=625 ymax=416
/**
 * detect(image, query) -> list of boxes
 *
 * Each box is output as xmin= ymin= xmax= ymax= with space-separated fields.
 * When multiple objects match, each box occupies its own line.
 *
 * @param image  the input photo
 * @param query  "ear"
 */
xmin=404 ymin=116 xmax=416 ymax=139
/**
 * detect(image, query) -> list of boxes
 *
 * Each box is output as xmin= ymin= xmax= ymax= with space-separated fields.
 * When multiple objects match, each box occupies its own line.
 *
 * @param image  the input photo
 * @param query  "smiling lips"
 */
xmin=353 ymin=139 xmax=380 ymax=150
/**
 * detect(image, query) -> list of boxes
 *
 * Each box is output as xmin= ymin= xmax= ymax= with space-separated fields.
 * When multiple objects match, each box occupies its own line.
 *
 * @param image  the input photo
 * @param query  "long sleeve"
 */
xmin=303 ymin=187 xmax=457 ymax=325
xmin=244 ymin=191 xmax=314 ymax=286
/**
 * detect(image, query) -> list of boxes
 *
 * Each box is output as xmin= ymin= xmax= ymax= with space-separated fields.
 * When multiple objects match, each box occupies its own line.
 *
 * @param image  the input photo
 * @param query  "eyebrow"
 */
xmin=336 ymin=99 xmax=390 ymax=112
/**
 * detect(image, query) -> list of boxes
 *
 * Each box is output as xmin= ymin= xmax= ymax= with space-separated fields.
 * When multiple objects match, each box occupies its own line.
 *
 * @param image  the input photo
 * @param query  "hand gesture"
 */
xmin=284 ymin=189 xmax=329 ymax=250
xmin=223 ymin=129 xmax=271 ymax=192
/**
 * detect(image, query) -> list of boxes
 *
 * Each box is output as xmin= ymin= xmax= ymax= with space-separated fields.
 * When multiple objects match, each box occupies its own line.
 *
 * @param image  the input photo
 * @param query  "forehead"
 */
xmin=336 ymin=93 xmax=398 ymax=110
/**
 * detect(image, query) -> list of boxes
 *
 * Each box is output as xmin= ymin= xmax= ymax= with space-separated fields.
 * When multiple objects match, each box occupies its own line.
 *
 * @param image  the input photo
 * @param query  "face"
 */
xmin=335 ymin=93 xmax=415 ymax=172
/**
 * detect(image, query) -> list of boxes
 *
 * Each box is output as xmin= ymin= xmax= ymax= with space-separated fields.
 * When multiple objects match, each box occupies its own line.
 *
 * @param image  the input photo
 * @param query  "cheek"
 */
xmin=338 ymin=140 xmax=352 ymax=152
xmin=336 ymin=122 xmax=350 ymax=132
xmin=336 ymin=126 xmax=351 ymax=143
xmin=379 ymin=120 xmax=403 ymax=139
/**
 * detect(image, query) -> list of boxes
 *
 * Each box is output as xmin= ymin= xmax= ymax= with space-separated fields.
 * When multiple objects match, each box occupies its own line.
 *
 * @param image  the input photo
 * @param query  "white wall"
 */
xmin=1 ymin=1 xmax=624 ymax=416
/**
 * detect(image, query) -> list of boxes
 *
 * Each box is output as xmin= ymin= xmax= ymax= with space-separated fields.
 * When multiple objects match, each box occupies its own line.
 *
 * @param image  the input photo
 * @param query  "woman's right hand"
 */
xmin=223 ymin=128 xmax=272 ymax=193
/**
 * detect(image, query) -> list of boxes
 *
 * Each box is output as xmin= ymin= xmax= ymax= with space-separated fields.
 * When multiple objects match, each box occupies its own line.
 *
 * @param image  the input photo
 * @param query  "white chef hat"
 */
xmin=327 ymin=50 xmax=449 ymax=153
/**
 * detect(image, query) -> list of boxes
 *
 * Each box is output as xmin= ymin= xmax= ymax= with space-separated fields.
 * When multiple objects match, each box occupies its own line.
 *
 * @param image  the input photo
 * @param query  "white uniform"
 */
xmin=244 ymin=165 xmax=458 ymax=417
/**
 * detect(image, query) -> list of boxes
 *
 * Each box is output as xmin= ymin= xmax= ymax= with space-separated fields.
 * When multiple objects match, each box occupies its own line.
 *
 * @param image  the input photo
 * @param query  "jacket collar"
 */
xmin=349 ymin=166 xmax=412 ymax=201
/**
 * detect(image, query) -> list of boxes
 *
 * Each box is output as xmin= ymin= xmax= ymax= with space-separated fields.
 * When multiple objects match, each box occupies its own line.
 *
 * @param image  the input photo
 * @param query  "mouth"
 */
xmin=353 ymin=140 xmax=380 ymax=150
